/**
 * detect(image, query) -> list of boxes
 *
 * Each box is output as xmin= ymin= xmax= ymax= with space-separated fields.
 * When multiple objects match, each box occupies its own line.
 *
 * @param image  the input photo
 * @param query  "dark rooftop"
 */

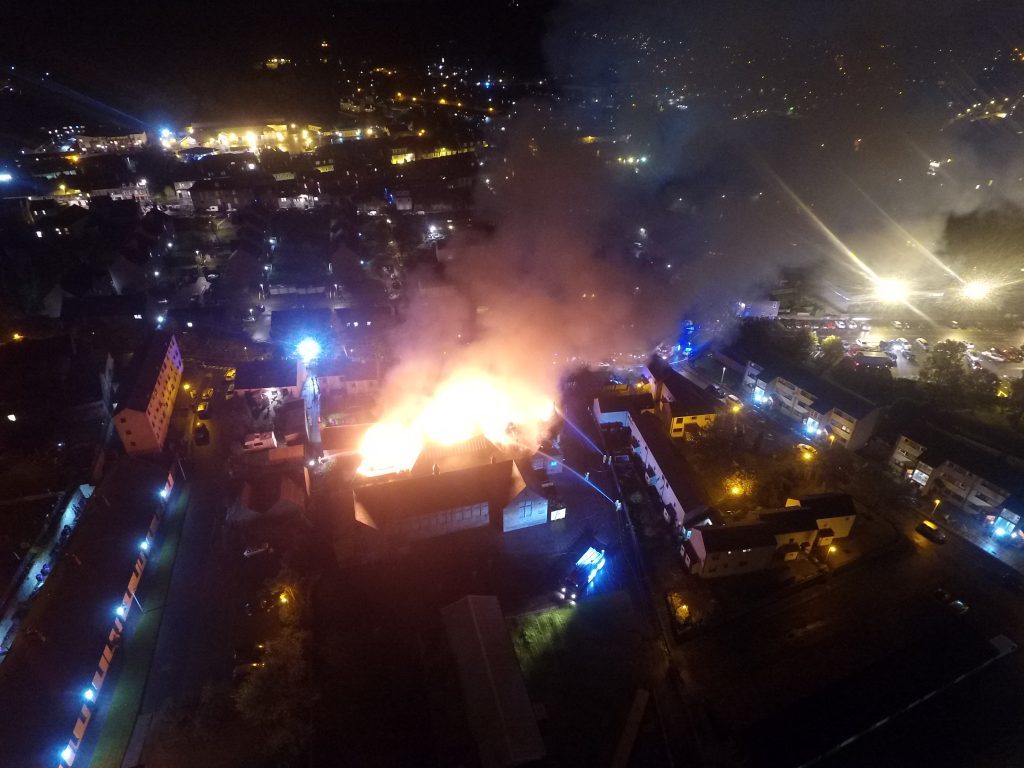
xmin=632 ymin=412 xmax=710 ymax=515
xmin=116 ymin=332 xmax=178 ymax=413
xmin=234 ymin=358 xmax=298 ymax=391
xmin=595 ymin=392 xmax=655 ymax=415
xmin=441 ymin=596 xmax=546 ymax=767
xmin=756 ymin=506 xmax=821 ymax=534
xmin=696 ymin=524 xmax=777 ymax=552
xmin=787 ymin=492 xmax=857 ymax=520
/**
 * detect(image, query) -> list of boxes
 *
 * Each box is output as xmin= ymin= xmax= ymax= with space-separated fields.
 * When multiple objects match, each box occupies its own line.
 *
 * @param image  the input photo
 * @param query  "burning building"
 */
xmin=349 ymin=435 xmax=552 ymax=543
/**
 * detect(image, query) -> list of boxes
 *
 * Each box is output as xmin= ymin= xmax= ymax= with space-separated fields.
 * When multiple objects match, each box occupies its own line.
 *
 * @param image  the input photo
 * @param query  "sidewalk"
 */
xmin=87 ymin=484 xmax=192 ymax=768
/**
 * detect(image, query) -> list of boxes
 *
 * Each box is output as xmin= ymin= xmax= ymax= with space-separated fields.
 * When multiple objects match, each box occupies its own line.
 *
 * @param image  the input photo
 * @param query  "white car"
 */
xmin=983 ymin=350 xmax=1006 ymax=362
xmin=243 ymin=543 xmax=273 ymax=558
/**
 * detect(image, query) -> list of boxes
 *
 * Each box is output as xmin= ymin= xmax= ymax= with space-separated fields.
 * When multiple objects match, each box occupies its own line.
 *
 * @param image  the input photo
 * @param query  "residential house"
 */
xmin=351 ymin=438 xmax=550 ymax=540
xmin=645 ymin=357 xmax=718 ymax=439
xmin=592 ymin=392 xmax=655 ymax=426
xmin=234 ymin=358 xmax=300 ymax=398
xmin=741 ymin=356 xmax=880 ymax=450
xmin=682 ymin=525 xmax=778 ymax=578
xmin=889 ymin=427 xmax=1022 ymax=517
xmin=785 ymin=492 xmax=858 ymax=540
xmin=305 ymin=358 xmax=378 ymax=396
xmin=629 ymin=411 xmax=711 ymax=527
xmin=113 ymin=332 xmax=183 ymax=455
xmin=682 ymin=493 xmax=857 ymax=577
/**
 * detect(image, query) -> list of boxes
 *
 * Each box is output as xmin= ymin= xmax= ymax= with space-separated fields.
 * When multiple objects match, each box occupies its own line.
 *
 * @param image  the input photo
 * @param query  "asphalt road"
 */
xmin=676 ymin=493 xmax=1024 ymax=767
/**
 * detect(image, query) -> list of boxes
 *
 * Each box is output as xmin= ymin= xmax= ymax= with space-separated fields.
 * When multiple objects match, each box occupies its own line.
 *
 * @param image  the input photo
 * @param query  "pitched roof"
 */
xmin=662 ymin=372 xmax=720 ymax=417
xmin=756 ymin=506 xmax=821 ymax=534
xmin=353 ymin=459 xmax=525 ymax=526
xmin=786 ymin=492 xmax=857 ymax=520
xmin=441 ymin=595 xmax=546 ymax=766
xmin=235 ymin=358 xmax=298 ymax=390
xmin=695 ymin=524 xmax=777 ymax=553
xmin=595 ymin=392 xmax=655 ymax=415
xmin=632 ymin=412 xmax=709 ymax=514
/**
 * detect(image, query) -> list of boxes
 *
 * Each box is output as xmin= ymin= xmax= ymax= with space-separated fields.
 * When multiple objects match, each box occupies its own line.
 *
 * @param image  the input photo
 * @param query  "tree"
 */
xmin=919 ymin=339 xmax=967 ymax=401
xmin=963 ymin=368 xmax=998 ymax=410
xmin=819 ymin=335 xmax=846 ymax=368
xmin=1007 ymin=373 xmax=1024 ymax=427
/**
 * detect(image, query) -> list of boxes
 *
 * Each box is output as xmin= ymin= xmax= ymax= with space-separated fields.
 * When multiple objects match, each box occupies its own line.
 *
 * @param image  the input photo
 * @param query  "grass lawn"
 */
xmin=509 ymin=590 xmax=653 ymax=765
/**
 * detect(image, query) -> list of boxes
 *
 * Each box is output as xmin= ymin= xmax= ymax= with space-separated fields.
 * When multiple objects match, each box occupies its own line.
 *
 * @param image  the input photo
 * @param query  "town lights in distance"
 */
xmin=356 ymin=369 xmax=555 ymax=477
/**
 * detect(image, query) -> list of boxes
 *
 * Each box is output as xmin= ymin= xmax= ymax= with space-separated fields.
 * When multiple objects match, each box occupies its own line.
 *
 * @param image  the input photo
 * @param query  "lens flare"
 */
xmin=873 ymin=278 xmax=908 ymax=303
xmin=962 ymin=280 xmax=992 ymax=300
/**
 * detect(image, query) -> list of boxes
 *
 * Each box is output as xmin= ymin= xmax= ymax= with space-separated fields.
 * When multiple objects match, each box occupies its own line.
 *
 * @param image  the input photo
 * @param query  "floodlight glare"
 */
xmin=297 ymin=337 xmax=321 ymax=363
xmin=873 ymin=278 xmax=908 ymax=303
xmin=962 ymin=280 xmax=992 ymax=301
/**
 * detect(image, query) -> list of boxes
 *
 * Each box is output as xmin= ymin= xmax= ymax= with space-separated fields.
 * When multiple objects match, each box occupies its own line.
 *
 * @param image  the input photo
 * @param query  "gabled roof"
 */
xmin=353 ymin=459 xmax=526 ymax=526
xmin=695 ymin=524 xmax=777 ymax=553
xmin=786 ymin=492 xmax=856 ymax=520
xmin=632 ymin=412 xmax=709 ymax=514
xmin=235 ymin=358 xmax=298 ymax=390
xmin=756 ymin=506 xmax=821 ymax=534
xmin=441 ymin=596 xmax=546 ymax=766
xmin=595 ymin=392 xmax=655 ymax=415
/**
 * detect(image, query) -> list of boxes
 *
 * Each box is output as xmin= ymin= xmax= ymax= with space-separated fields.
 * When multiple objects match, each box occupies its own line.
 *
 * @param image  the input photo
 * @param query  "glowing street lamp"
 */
xmin=297 ymin=337 xmax=321 ymax=364
xmin=962 ymin=280 xmax=992 ymax=301
xmin=873 ymin=277 xmax=908 ymax=304
xmin=83 ymin=687 xmax=96 ymax=702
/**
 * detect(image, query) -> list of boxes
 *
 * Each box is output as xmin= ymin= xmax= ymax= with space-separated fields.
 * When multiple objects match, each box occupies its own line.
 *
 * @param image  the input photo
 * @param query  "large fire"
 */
xmin=357 ymin=368 xmax=555 ymax=476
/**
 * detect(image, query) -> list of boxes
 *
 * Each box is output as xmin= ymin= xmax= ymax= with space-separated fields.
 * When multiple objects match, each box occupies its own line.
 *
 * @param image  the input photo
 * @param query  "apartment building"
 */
xmin=113 ymin=333 xmax=183 ymax=455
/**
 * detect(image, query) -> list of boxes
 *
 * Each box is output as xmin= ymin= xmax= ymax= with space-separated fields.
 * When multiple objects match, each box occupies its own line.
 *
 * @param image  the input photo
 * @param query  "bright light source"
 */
xmin=12 ymin=333 xmax=22 ymax=341
xmin=278 ymin=591 xmax=290 ymax=605
xmin=297 ymin=337 xmax=321 ymax=363
xmin=83 ymin=687 xmax=95 ymax=702
xmin=139 ymin=539 xmax=150 ymax=552
xmin=873 ymin=278 xmax=908 ymax=303
xmin=962 ymin=280 xmax=992 ymax=300
xmin=156 ymin=315 xmax=165 ymax=325
xmin=152 ymin=270 xmax=160 ymax=277
xmin=61 ymin=745 xmax=75 ymax=764
xmin=730 ymin=485 xmax=742 ymax=495
xmin=186 ymin=321 xmax=193 ymax=328
xmin=115 ymin=604 xmax=127 ymax=619
xmin=6 ymin=414 xmax=15 ymax=422
xmin=159 ymin=488 xmax=169 ymax=500
xmin=0 ymin=173 xmax=12 ymax=182
xmin=159 ymin=127 xmax=171 ymax=138
xmin=138 ymin=178 xmax=147 ymax=186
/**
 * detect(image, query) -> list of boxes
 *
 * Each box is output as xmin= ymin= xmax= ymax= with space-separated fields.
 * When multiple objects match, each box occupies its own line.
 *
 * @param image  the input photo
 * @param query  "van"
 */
xmin=242 ymin=432 xmax=278 ymax=452
xmin=915 ymin=519 xmax=946 ymax=543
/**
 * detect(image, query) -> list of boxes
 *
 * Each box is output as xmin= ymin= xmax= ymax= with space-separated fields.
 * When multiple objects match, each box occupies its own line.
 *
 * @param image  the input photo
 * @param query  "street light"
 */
xmin=962 ymin=280 xmax=992 ymax=301
xmin=83 ymin=687 xmax=95 ymax=702
xmin=139 ymin=539 xmax=150 ymax=552
xmin=115 ymin=604 xmax=127 ymax=619
xmin=932 ymin=498 xmax=941 ymax=517
xmin=873 ymin=277 xmax=908 ymax=304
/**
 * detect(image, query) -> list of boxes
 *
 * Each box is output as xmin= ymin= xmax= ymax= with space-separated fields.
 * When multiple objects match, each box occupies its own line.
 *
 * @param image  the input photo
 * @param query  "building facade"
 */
xmin=114 ymin=333 xmax=183 ymax=455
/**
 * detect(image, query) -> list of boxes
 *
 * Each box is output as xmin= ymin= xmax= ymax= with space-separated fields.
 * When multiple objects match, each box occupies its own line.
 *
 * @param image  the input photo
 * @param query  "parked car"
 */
xmin=915 ymin=338 xmax=929 ymax=350
xmin=201 ymin=387 xmax=215 ymax=401
xmin=948 ymin=599 xmax=970 ymax=616
xmin=916 ymin=519 xmax=947 ymax=543
xmin=194 ymin=423 xmax=210 ymax=445
xmin=243 ymin=543 xmax=273 ymax=558
xmin=233 ymin=642 xmax=267 ymax=664
xmin=224 ymin=367 xmax=237 ymax=382
xmin=196 ymin=400 xmax=210 ymax=419
xmin=901 ymin=350 xmax=918 ymax=363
